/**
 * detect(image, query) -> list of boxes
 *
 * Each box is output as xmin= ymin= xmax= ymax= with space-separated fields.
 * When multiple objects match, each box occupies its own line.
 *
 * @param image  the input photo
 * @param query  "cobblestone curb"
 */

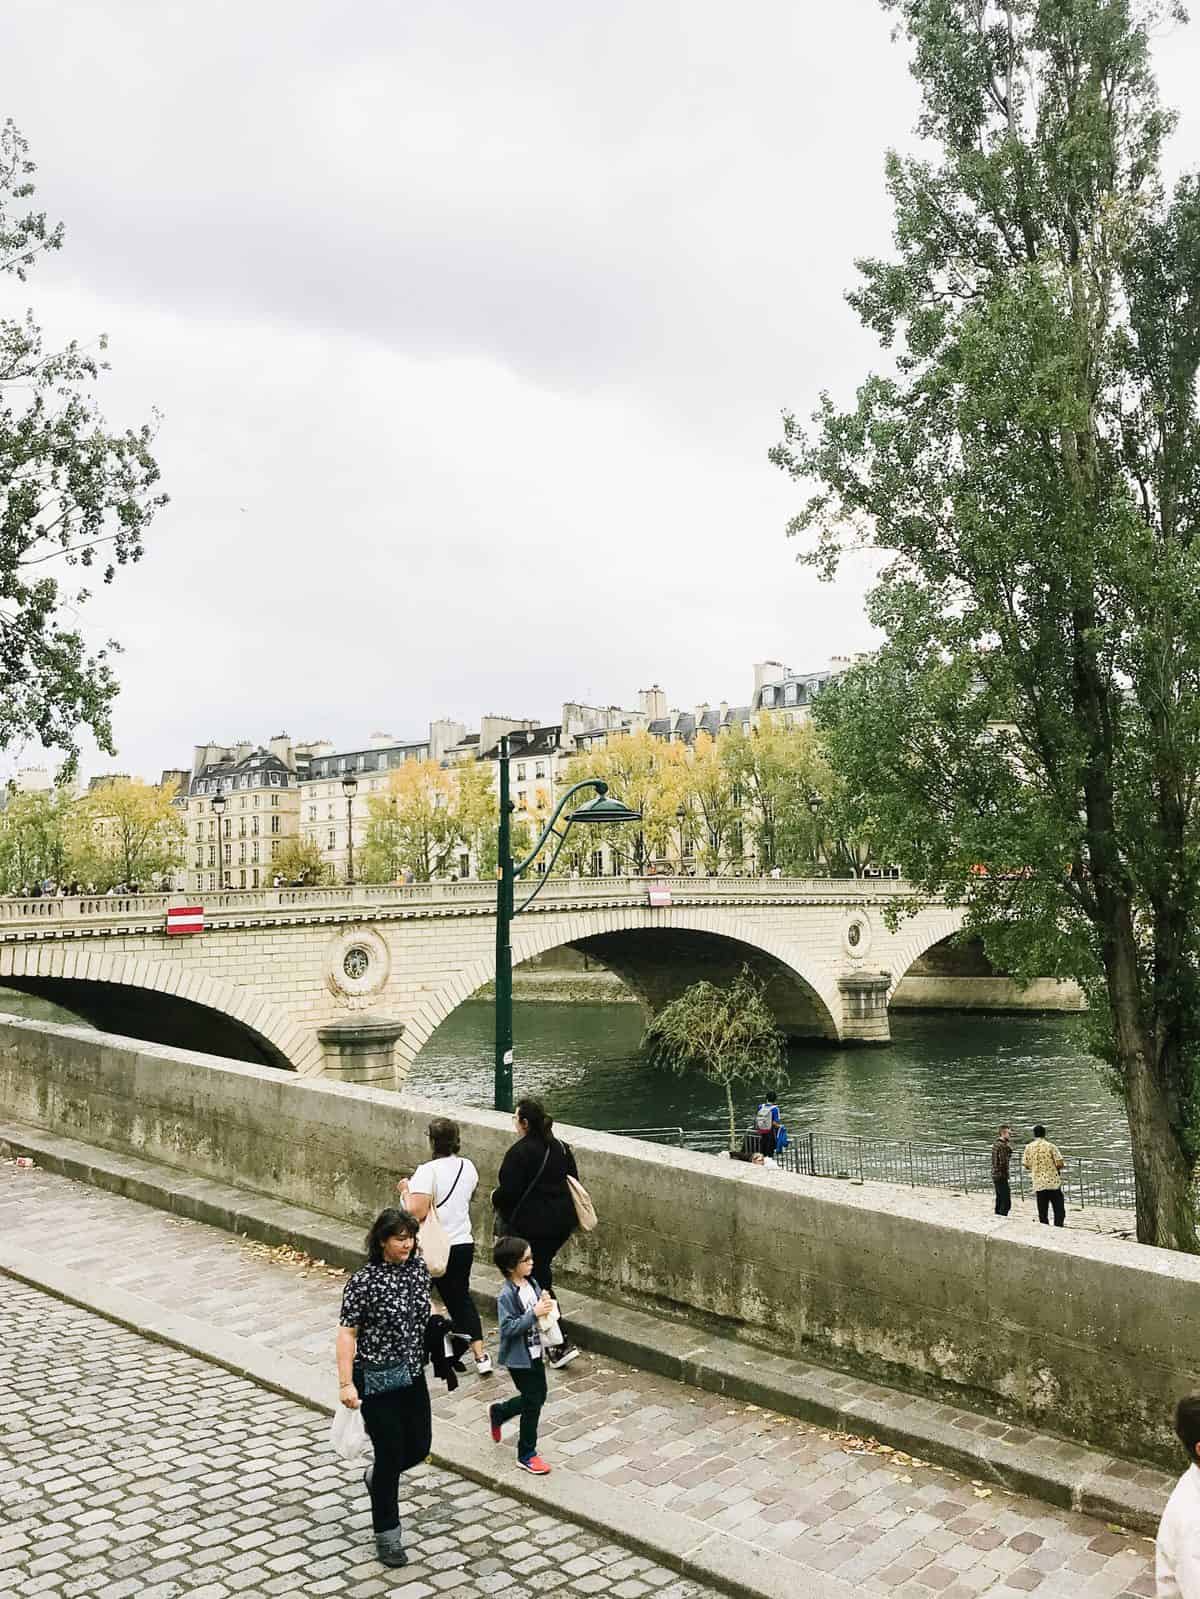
xmin=0 ymin=1117 xmax=1171 ymax=1540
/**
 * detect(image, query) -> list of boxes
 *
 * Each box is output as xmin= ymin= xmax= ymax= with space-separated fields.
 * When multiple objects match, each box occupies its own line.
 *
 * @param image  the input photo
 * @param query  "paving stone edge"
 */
xmin=0 ymin=1118 xmax=1169 ymax=1540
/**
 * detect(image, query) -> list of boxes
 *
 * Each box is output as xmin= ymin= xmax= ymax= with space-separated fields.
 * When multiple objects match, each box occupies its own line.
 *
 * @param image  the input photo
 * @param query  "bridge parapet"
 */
xmin=0 ymin=875 xmax=928 ymax=937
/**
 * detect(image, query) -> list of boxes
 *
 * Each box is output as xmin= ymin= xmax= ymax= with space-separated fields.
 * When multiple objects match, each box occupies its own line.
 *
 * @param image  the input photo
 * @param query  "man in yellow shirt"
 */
xmin=1022 ymin=1124 xmax=1066 ymax=1226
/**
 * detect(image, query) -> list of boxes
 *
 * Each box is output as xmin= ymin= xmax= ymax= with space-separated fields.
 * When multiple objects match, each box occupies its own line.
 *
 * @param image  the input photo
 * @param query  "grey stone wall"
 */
xmin=0 ymin=1015 xmax=1193 ymax=1468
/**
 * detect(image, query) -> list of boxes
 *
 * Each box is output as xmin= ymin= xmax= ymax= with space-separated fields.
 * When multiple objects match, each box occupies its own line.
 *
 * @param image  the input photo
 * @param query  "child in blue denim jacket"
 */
xmin=488 ymin=1235 xmax=554 ymax=1475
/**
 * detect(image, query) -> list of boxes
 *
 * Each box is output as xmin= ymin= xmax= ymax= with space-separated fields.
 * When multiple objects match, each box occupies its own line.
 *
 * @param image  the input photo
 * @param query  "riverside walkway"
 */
xmin=0 ymin=1155 xmax=1162 ymax=1599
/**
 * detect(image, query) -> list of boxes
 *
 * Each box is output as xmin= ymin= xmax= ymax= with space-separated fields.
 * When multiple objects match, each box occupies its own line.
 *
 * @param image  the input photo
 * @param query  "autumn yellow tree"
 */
xmin=67 ymin=779 xmax=185 ymax=890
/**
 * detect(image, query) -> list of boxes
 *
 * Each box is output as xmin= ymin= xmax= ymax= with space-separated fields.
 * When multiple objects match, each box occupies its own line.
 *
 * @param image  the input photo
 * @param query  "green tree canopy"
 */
xmin=1 ymin=122 xmax=166 ymax=777
xmin=66 ymin=778 xmax=184 ymax=891
xmin=271 ymin=836 xmax=329 ymax=887
xmin=643 ymin=967 xmax=786 ymax=1148
xmin=0 ymin=786 xmax=73 ymax=892
xmin=773 ymin=0 xmax=1200 ymax=1248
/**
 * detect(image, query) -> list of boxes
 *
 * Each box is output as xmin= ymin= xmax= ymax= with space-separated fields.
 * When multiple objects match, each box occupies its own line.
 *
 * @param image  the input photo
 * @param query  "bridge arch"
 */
xmin=403 ymin=906 xmax=843 ymax=1067
xmin=0 ymin=943 xmax=316 ymax=1074
xmin=884 ymin=908 xmax=970 ymax=1001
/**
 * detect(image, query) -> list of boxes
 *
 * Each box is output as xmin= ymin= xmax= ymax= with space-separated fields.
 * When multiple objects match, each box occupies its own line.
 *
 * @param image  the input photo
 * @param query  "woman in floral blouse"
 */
xmin=336 ymin=1209 xmax=432 ymax=1569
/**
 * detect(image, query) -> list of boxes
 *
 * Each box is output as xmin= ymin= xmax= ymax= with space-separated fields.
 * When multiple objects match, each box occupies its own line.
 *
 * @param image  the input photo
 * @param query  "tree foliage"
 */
xmin=66 ymin=778 xmax=184 ymax=890
xmin=1 ymin=122 xmax=166 ymax=776
xmin=358 ymin=760 xmax=492 ymax=883
xmin=561 ymin=720 xmax=866 ymax=875
xmin=271 ymin=835 xmax=329 ymax=887
xmin=0 ymin=786 xmax=73 ymax=892
xmin=773 ymin=0 xmax=1200 ymax=1248
xmin=643 ymin=966 xmax=786 ymax=1147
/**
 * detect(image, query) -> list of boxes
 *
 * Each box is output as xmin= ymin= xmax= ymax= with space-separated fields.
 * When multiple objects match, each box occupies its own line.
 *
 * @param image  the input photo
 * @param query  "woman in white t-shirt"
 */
xmin=397 ymin=1117 xmax=490 ymax=1376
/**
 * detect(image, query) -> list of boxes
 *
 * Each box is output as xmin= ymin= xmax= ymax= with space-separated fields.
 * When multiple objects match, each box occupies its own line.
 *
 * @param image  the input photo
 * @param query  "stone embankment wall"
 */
xmin=0 ymin=1016 xmax=1190 ymax=1467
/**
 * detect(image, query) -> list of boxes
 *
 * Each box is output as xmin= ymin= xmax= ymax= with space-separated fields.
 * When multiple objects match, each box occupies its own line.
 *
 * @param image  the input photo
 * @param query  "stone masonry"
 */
xmin=0 ymin=879 xmax=968 ymax=1077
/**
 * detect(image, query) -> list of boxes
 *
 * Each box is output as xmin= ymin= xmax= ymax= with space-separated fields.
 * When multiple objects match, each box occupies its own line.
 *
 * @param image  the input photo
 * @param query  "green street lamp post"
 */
xmin=494 ymin=733 xmax=640 ymax=1113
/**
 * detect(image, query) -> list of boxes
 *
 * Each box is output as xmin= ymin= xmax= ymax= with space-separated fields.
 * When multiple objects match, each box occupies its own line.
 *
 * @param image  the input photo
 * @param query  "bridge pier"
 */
xmin=317 ymin=1016 xmax=406 ymax=1086
xmin=837 ymin=972 xmax=891 ymax=1045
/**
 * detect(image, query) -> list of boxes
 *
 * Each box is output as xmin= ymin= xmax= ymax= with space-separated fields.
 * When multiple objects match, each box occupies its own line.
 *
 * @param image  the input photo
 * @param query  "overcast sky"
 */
xmin=3 ymin=1 xmax=1199 ymax=783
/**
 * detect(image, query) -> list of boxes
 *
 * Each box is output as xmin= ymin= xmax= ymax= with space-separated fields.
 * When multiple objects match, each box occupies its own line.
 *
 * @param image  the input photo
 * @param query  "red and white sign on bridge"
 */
xmin=165 ymin=905 xmax=205 ymax=936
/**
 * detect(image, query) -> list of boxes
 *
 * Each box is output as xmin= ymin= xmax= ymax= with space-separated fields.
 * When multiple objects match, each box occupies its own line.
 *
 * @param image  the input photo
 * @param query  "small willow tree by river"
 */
xmin=644 ymin=968 xmax=786 ymax=1148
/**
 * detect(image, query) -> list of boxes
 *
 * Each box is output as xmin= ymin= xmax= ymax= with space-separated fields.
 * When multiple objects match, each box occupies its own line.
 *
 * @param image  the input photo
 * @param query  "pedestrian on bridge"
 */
xmin=336 ymin=1208 xmax=433 ymax=1570
xmin=397 ymin=1116 xmax=492 ymax=1377
xmin=492 ymin=1097 xmax=582 ymax=1371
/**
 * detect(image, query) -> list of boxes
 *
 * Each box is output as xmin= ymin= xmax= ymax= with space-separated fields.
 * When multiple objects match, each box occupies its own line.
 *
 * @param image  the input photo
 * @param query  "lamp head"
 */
xmin=342 ymin=773 xmax=358 ymax=798
xmin=568 ymin=792 xmax=642 ymax=826
xmin=211 ymin=790 xmax=226 ymax=815
xmin=807 ymin=793 xmax=823 ymax=816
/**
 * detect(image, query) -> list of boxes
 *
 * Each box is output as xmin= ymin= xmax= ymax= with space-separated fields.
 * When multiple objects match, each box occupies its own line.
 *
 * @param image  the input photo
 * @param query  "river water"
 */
xmin=0 ymin=984 xmax=1129 ymax=1164
xmin=410 ymin=1000 xmax=1131 ymax=1163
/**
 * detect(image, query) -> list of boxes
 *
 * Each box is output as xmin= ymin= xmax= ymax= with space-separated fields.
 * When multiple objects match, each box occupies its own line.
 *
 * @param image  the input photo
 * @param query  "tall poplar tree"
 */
xmin=773 ymin=0 xmax=1200 ymax=1248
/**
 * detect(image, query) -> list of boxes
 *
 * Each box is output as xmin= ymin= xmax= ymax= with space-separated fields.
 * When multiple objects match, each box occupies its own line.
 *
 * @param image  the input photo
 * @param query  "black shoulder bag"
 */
xmin=493 ymin=1145 xmax=550 ymax=1237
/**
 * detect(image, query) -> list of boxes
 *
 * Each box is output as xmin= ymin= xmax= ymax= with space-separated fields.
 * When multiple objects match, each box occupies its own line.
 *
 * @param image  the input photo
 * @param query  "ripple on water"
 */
xmin=408 ymin=1001 xmax=1130 ymax=1163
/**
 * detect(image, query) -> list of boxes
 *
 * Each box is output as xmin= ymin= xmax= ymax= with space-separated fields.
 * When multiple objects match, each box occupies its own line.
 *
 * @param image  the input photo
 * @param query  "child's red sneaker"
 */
xmin=488 ymin=1404 xmax=503 ymax=1444
xmin=517 ymin=1454 xmax=551 ymax=1475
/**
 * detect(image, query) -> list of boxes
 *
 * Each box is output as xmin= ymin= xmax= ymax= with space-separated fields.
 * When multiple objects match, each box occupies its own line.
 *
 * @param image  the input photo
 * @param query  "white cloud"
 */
xmin=1 ymin=0 xmax=1197 ymax=781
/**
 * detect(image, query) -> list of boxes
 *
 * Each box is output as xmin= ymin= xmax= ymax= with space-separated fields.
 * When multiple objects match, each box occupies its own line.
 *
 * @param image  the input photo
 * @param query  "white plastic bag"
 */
xmin=329 ymin=1403 xmax=373 ymax=1464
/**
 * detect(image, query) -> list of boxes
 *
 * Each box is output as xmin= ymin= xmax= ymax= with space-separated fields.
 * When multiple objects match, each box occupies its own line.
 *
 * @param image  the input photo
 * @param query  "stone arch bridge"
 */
xmin=0 ymin=878 xmax=964 ymax=1083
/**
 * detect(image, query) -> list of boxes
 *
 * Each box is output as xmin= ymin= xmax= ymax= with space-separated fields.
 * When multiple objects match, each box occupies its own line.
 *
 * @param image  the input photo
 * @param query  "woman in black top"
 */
xmin=336 ymin=1209 xmax=432 ymax=1569
xmin=492 ymin=1097 xmax=580 ymax=1369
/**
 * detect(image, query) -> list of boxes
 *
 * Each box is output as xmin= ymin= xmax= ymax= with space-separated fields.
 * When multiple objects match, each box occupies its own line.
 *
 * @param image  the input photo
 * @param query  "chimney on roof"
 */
xmin=753 ymin=660 xmax=788 ymax=695
xmin=719 ymin=701 xmax=729 ymax=721
xmin=639 ymin=685 xmax=666 ymax=720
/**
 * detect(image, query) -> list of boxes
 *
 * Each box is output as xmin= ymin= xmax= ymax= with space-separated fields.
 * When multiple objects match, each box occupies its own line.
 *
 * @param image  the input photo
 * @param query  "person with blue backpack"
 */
xmin=753 ymin=1091 xmax=781 ymax=1156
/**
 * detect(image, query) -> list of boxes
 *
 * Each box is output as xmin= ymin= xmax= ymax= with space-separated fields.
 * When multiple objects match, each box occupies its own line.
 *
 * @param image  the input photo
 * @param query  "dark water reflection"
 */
xmin=410 ymin=1000 xmax=1130 ymax=1162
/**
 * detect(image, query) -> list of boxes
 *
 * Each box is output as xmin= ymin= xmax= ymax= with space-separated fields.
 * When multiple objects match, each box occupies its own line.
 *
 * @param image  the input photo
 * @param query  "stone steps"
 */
xmin=0 ymin=1114 xmax=1171 ymax=1537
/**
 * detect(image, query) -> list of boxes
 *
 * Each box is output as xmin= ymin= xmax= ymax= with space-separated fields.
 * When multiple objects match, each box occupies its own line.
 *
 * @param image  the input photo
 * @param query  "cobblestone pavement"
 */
xmin=1 ymin=1279 xmax=720 ymax=1599
xmin=2 ymin=1162 xmax=1158 ymax=1599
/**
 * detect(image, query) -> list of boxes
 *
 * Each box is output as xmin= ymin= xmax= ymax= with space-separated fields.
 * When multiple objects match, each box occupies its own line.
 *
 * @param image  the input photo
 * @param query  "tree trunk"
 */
xmin=1105 ymin=919 xmax=1199 ymax=1251
xmin=1123 ymin=1051 xmax=1197 ymax=1250
xmin=725 ymin=1081 xmax=736 ymax=1150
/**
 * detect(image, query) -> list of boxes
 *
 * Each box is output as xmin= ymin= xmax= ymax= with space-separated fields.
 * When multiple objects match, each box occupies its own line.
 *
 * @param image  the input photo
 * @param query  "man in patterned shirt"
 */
xmin=1022 ymin=1124 xmax=1066 ymax=1226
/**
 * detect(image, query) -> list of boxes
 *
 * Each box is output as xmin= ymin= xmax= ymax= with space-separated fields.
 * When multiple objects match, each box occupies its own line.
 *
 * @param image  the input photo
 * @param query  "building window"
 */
xmin=208 ymin=846 xmax=215 ymax=867
xmin=784 ymin=683 xmax=798 ymax=706
xmin=271 ymin=840 xmax=279 ymax=859
xmin=535 ymin=762 xmax=546 ymax=780
xmin=224 ymin=843 xmax=231 ymax=864
xmin=271 ymin=816 xmax=281 ymax=834
xmin=239 ymin=870 xmax=246 ymax=887
xmin=308 ymin=806 xmax=317 ymax=822
xmin=591 ymin=849 xmax=603 ymax=877
xmin=252 ymin=816 xmax=259 ymax=836
xmin=252 ymin=868 xmax=259 ymax=888
xmin=239 ymin=843 xmax=247 ymax=863
xmin=252 ymin=843 xmax=259 ymax=863
xmin=328 ymin=830 xmax=336 ymax=849
xmin=516 ymin=764 xmax=526 ymax=781
xmin=195 ymin=850 xmax=203 ymax=868
xmin=208 ymin=874 xmax=216 ymax=892
xmin=271 ymin=793 xmax=279 ymax=806
xmin=270 ymin=771 xmax=281 ymax=785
